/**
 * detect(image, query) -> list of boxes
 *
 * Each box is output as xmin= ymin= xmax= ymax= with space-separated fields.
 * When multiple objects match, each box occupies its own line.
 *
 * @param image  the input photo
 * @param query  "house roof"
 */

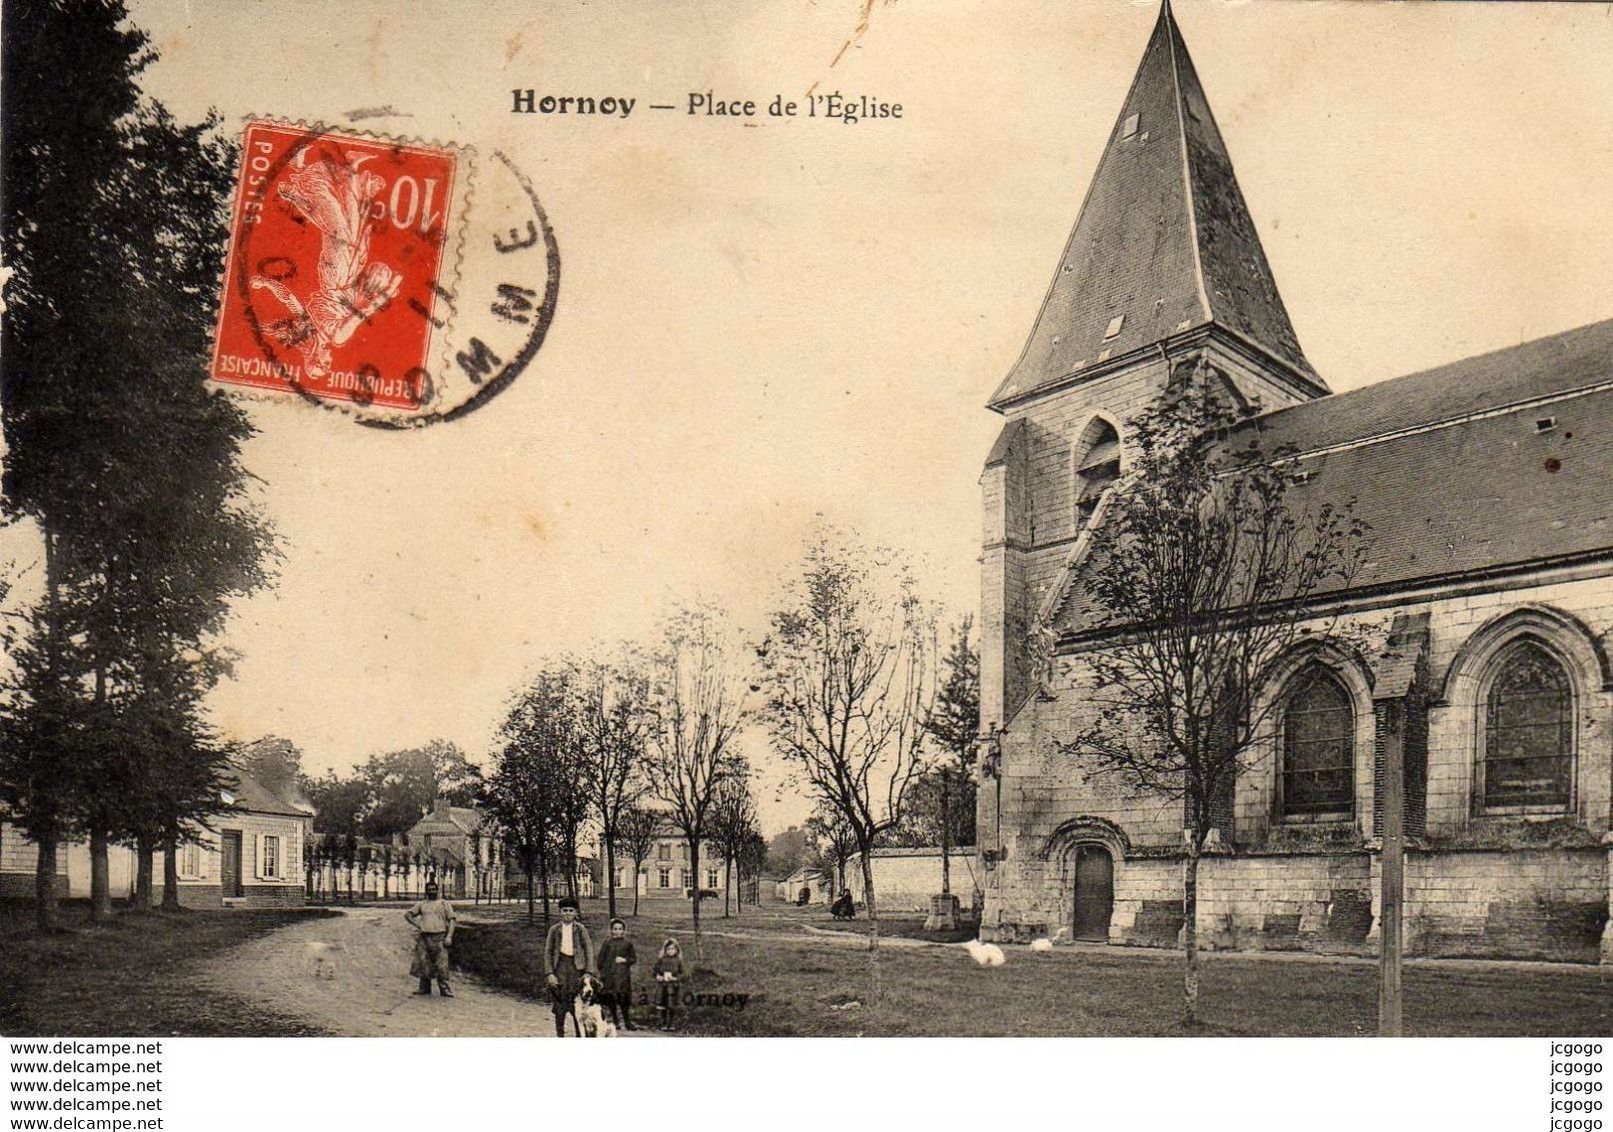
xmin=990 ymin=1 xmax=1317 ymax=410
xmin=1054 ymin=319 xmax=1613 ymax=637
xmin=224 ymin=769 xmax=309 ymax=819
xmin=409 ymin=805 xmax=486 ymax=837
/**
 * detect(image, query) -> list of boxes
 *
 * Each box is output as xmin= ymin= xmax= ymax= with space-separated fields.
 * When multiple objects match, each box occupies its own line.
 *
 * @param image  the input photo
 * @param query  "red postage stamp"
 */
xmin=210 ymin=121 xmax=463 ymax=413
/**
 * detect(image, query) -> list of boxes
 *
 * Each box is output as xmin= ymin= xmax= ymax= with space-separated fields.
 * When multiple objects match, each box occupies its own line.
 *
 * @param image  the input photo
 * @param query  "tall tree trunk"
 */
xmin=604 ymin=832 xmax=617 ymax=919
xmin=35 ymin=835 xmax=61 ymax=932
xmin=537 ymin=839 xmax=552 ymax=924
xmin=632 ymin=860 xmax=641 ymax=917
xmin=940 ymin=769 xmax=952 ymax=896
xmin=161 ymin=830 xmax=181 ymax=911
xmin=860 ymin=847 xmax=881 ymax=1002
xmin=524 ymin=860 xmax=536 ymax=926
xmin=689 ymin=835 xmax=703 ymax=957
xmin=723 ymin=854 xmax=731 ymax=918
xmin=1182 ymin=843 xmax=1201 ymax=1026
xmin=89 ymin=828 xmax=113 ymax=923
xmin=132 ymin=835 xmax=154 ymax=911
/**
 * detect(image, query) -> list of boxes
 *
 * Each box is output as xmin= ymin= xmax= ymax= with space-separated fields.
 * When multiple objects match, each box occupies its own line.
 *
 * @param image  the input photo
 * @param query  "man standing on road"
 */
xmin=405 ymin=880 xmax=457 ymax=997
xmin=543 ymin=897 xmax=594 ymax=1036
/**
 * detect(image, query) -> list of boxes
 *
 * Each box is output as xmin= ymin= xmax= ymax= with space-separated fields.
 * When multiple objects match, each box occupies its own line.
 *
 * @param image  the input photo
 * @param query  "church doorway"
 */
xmin=1071 ymin=843 xmax=1114 ymax=942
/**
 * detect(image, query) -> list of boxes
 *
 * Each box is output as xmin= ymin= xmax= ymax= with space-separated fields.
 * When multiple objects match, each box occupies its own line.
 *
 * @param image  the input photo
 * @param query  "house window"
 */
xmin=678 ymin=843 xmax=690 ymax=862
xmin=615 ymin=867 xmax=627 ymax=888
xmin=706 ymin=867 xmax=720 ymax=889
xmin=1280 ymin=668 xmax=1354 ymax=817
xmin=1482 ymin=640 xmax=1572 ymax=810
xmin=681 ymin=869 xmax=693 ymax=889
xmin=179 ymin=843 xmax=202 ymax=878
xmin=658 ymin=868 xmax=671 ymax=889
xmin=657 ymin=843 xmax=671 ymax=861
xmin=262 ymin=834 xmax=281 ymax=879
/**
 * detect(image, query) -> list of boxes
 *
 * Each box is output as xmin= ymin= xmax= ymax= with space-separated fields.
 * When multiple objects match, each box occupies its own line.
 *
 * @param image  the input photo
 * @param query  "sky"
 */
xmin=9 ymin=0 xmax=1613 ymax=834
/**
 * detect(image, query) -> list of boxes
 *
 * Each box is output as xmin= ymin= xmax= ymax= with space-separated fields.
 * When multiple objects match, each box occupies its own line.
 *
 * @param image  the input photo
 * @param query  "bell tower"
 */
xmin=979 ymin=0 xmax=1328 ymax=731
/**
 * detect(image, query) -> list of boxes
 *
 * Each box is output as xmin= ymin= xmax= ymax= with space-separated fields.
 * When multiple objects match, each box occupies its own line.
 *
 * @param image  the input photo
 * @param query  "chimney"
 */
xmin=433 ymin=797 xmax=450 ymax=818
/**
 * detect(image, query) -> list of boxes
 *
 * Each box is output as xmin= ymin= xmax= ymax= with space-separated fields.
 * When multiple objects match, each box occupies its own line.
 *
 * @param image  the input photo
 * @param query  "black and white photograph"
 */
xmin=1 ymin=0 xmax=1610 ymax=1125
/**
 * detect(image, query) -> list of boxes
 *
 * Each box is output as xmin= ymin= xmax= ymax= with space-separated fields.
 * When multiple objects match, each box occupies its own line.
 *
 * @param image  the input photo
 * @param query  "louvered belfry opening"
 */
xmin=1076 ymin=418 xmax=1122 ymax=529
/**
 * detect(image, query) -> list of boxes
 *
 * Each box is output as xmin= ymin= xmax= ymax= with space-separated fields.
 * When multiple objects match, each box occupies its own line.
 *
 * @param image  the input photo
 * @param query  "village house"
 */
xmin=0 ymin=768 xmax=312 ymax=908
xmin=604 ymin=822 xmax=730 ymax=902
xmin=977 ymin=1 xmax=1613 ymax=963
xmin=405 ymin=798 xmax=509 ymax=901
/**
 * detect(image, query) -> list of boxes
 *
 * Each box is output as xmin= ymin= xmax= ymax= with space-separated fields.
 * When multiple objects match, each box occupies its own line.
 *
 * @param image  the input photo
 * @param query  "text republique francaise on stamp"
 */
xmin=209 ymin=120 xmax=559 ymax=426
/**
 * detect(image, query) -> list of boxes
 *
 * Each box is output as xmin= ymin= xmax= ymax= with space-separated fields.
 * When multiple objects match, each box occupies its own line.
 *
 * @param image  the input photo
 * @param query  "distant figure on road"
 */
xmin=596 ymin=918 xmax=638 ymax=1031
xmin=544 ymin=897 xmax=595 ymax=1037
xmin=830 ymin=889 xmax=855 ymax=920
xmin=405 ymin=880 xmax=456 ymax=997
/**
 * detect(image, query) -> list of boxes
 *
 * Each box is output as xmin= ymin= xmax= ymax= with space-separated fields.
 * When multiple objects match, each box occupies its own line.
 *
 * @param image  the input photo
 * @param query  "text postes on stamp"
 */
xmin=210 ymin=120 xmax=559 ymax=426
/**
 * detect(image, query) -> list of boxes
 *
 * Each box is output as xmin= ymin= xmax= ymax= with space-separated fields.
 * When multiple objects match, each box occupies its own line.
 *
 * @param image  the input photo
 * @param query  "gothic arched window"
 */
xmin=1482 ymin=640 xmax=1573 ymax=810
xmin=1075 ymin=418 xmax=1121 ymax=529
xmin=1281 ymin=667 xmax=1354 ymax=818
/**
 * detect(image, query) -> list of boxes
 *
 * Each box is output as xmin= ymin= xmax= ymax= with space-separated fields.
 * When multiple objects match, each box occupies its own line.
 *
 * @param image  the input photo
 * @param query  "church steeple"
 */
xmin=989 ymin=1 xmax=1323 ymax=409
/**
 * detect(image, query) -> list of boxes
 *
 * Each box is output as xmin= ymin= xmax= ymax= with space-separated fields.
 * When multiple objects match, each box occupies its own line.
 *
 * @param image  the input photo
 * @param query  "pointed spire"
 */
xmin=989 ymin=1 xmax=1321 ymax=408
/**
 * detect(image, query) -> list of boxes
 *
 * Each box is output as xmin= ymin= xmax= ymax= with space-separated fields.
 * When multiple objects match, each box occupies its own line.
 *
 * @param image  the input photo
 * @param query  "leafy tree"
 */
xmin=357 ymin=739 xmax=482 ymax=841
xmin=0 ymin=0 xmax=275 ymax=928
xmin=765 ymin=825 xmax=809 ymax=877
xmin=237 ymin=736 xmax=305 ymax=800
xmin=486 ymin=670 xmax=579 ymax=924
xmin=616 ymin=803 xmax=660 ymax=917
xmin=918 ymin=618 xmax=979 ymax=896
xmin=757 ymin=527 xmax=939 ymax=985
xmin=643 ymin=603 xmax=749 ymax=954
xmin=1058 ymin=379 xmax=1367 ymax=1024
xmin=303 ymin=772 xmax=370 ymax=838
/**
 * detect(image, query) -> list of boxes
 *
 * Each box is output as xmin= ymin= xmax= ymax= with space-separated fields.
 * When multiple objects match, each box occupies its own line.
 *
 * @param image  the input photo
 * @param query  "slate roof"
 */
xmin=1054 ymin=319 xmax=1613 ymax=637
xmin=990 ymin=1 xmax=1317 ymax=410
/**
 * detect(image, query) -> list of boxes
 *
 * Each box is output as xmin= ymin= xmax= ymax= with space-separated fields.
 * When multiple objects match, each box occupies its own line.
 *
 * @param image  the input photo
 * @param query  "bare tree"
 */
xmin=805 ymin=809 xmax=856 ymax=899
xmin=616 ymin=803 xmax=659 ymax=917
xmin=1059 ymin=380 xmax=1368 ymax=1025
xmin=709 ymin=764 xmax=760 ymax=917
xmin=758 ymin=527 xmax=940 ymax=987
xmin=643 ymin=603 xmax=749 ymax=955
xmin=577 ymin=653 xmax=651 ymax=919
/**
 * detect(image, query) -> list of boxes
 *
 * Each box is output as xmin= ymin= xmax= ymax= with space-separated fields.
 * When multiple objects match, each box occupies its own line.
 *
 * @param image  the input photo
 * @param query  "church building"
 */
xmin=977 ymin=1 xmax=1613 ymax=963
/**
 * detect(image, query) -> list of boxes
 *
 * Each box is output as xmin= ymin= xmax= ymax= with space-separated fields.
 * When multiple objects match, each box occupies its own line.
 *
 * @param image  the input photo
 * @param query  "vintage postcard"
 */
xmin=2 ymin=0 xmax=1610 ymax=1120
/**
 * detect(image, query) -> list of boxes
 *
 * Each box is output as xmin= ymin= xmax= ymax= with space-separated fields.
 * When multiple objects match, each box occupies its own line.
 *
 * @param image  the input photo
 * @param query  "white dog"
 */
xmin=574 ymin=973 xmax=618 ymax=1037
xmin=302 ymin=940 xmax=341 ymax=980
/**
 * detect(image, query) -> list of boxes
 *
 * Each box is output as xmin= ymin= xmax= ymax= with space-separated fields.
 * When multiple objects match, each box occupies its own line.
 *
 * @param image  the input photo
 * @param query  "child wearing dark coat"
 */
xmin=596 ymin=918 xmax=637 ymax=1031
xmin=652 ymin=937 xmax=684 ymax=1032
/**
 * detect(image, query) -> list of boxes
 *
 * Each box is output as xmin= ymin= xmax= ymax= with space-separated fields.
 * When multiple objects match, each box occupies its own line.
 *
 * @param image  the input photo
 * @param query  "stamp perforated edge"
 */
xmin=205 ymin=116 xmax=477 ymax=427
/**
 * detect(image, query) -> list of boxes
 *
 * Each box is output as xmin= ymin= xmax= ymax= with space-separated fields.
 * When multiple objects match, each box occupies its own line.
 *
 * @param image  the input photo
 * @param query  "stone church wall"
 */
xmin=980 ymin=573 xmax=1613 ymax=962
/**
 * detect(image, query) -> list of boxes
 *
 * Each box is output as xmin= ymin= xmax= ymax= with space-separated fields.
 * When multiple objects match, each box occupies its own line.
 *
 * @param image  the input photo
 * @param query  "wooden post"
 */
xmin=1378 ymin=700 xmax=1404 ymax=1038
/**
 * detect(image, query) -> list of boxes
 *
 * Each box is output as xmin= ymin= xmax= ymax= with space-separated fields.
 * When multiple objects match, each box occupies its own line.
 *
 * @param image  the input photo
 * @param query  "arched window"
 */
xmin=1075 ymin=418 xmax=1121 ymax=529
xmin=1281 ymin=667 xmax=1354 ymax=818
xmin=1481 ymin=640 xmax=1572 ymax=810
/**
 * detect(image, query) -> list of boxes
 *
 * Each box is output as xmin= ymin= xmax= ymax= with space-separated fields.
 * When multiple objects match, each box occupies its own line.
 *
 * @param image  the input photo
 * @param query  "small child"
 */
xmin=652 ymin=937 xmax=684 ymax=1032
xmin=596 ymin=918 xmax=637 ymax=1031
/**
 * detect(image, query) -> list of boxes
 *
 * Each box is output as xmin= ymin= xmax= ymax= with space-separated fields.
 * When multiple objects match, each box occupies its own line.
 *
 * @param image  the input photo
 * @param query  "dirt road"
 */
xmin=197 ymin=906 xmax=558 ymax=1037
